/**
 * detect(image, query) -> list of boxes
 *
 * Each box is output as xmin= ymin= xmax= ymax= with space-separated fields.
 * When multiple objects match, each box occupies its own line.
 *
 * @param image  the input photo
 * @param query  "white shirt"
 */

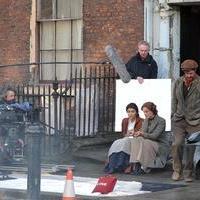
xmin=127 ymin=120 xmax=136 ymax=131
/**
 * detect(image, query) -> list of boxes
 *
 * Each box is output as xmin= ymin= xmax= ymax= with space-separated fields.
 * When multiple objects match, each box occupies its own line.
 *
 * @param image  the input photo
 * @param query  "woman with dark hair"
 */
xmin=129 ymin=102 xmax=168 ymax=175
xmin=104 ymin=103 xmax=143 ymax=174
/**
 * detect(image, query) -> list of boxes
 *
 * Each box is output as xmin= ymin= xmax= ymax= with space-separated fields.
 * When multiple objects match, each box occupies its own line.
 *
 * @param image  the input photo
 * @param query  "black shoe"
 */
xmin=132 ymin=163 xmax=145 ymax=175
xmin=195 ymin=160 xmax=200 ymax=180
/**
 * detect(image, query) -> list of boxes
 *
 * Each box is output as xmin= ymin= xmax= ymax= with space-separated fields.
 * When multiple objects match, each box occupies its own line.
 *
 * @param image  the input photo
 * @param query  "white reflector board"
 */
xmin=115 ymin=79 xmax=171 ymax=131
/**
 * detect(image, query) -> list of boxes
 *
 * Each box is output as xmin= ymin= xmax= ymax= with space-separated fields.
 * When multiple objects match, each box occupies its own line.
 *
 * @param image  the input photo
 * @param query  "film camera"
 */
xmin=0 ymin=105 xmax=33 ymax=164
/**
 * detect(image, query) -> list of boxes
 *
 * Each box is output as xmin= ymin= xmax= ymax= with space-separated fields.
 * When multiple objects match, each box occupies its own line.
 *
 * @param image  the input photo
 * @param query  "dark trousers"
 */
xmin=172 ymin=119 xmax=200 ymax=174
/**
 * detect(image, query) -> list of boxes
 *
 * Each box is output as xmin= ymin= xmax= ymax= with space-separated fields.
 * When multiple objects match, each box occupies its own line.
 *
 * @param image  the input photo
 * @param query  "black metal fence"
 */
xmin=3 ymin=62 xmax=117 ymax=158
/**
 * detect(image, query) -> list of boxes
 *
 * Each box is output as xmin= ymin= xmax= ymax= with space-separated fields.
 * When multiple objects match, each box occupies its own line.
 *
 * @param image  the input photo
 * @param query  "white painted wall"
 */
xmin=144 ymin=0 xmax=181 ymax=79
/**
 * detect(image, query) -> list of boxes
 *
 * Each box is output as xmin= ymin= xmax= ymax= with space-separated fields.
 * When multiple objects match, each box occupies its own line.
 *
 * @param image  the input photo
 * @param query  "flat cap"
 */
xmin=181 ymin=59 xmax=198 ymax=70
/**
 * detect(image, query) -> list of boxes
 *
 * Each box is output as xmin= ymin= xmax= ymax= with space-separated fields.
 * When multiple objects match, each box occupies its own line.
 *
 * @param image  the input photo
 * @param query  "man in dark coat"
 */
xmin=126 ymin=40 xmax=158 ymax=83
xmin=0 ymin=88 xmax=32 ymax=111
xmin=0 ymin=88 xmax=16 ymax=105
xmin=171 ymin=59 xmax=200 ymax=182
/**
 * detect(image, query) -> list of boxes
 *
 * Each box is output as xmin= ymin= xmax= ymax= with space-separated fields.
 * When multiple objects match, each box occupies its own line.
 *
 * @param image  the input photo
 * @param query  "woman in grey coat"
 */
xmin=129 ymin=102 xmax=169 ymax=175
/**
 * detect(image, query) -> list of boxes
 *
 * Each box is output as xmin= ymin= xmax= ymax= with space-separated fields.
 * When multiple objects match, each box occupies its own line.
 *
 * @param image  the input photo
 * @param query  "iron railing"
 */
xmin=0 ymin=62 xmax=117 ymax=158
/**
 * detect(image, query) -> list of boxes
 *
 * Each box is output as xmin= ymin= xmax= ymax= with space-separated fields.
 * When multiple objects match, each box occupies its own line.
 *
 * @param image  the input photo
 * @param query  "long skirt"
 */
xmin=108 ymin=137 xmax=131 ymax=157
xmin=129 ymin=136 xmax=159 ymax=170
xmin=104 ymin=137 xmax=131 ymax=173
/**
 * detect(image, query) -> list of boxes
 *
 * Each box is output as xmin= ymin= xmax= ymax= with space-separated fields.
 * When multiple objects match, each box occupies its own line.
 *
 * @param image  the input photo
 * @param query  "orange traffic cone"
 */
xmin=63 ymin=168 xmax=76 ymax=200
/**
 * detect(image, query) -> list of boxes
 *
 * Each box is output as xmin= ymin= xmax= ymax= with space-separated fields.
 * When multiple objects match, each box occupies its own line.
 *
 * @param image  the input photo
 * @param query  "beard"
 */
xmin=184 ymin=76 xmax=196 ymax=87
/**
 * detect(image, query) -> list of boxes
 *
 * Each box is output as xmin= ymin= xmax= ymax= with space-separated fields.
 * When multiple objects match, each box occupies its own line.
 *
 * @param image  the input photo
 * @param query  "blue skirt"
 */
xmin=104 ymin=151 xmax=130 ymax=174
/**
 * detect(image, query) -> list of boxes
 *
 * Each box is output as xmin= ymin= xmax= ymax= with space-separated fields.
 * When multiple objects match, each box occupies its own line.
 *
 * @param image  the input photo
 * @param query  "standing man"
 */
xmin=171 ymin=59 xmax=200 ymax=182
xmin=126 ymin=40 xmax=158 ymax=83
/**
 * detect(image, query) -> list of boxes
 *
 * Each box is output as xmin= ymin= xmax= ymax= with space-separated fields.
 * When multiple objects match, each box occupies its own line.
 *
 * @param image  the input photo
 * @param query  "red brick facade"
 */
xmin=83 ymin=0 xmax=144 ymax=63
xmin=0 ymin=0 xmax=144 ymax=84
xmin=0 ymin=0 xmax=31 ymax=84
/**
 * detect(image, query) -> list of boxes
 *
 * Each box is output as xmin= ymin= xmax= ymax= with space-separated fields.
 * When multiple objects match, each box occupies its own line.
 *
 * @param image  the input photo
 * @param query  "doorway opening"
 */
xmin=180 ymin=6 xmax=200 ymax=75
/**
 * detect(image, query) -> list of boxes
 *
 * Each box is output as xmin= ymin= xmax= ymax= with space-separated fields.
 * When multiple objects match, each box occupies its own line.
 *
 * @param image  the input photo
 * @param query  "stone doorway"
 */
xmin=180 ymin=5 xmax=200 ymax=75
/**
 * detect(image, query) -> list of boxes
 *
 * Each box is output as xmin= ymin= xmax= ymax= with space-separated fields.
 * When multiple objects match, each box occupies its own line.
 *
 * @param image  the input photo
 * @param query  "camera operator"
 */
xmin=0 ymin=88 xmax=32 ymax=112
xmin=0 ymin=88 xmax=16 ymax=105
xmin=0 ymin=88 xmax=33 ymax=164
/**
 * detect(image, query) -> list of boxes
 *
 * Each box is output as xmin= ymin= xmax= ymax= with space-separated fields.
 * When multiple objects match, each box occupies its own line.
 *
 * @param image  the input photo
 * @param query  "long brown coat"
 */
xmin=172 ymin=75 xmax=200 ymax=126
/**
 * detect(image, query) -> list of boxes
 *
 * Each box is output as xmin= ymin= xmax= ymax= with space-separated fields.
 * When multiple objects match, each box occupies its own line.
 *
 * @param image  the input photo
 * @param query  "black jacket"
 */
xmin=126 ymin=53 xmax=158 ymax=79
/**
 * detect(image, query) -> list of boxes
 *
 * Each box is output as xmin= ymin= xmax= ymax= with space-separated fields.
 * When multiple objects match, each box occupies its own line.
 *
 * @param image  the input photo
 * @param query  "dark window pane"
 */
xmin=40 ymin=0 xmax=53 ymax=19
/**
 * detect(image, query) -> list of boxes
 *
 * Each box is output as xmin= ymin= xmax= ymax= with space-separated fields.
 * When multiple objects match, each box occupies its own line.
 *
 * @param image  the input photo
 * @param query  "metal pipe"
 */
xmin=26 ymin=123 xmax=44 ymax=200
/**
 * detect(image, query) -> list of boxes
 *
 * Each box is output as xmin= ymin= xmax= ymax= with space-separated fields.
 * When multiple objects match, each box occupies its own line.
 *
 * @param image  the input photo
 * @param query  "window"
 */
xmin=37 ymin=0 xmax=83 ymax=81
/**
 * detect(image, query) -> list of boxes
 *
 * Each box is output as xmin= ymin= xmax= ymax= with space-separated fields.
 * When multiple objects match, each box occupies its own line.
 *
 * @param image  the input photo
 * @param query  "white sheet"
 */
xmin=115 ymin=79 xmax=171 ymax=131
xmin=0 ymin=176 xmax=150 ymax=197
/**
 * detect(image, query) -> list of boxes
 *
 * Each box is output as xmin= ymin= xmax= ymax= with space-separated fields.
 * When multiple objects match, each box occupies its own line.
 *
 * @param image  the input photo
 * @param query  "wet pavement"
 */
xmin=0 ymin=144 xmax=200 ymax=200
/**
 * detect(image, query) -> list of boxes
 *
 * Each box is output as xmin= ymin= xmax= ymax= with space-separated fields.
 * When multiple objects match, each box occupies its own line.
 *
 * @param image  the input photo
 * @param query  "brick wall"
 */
xmin=0 ymin=0 xmax=144 ymax=84
xmin=83 ymin=0 xmax=144 ymax=63
xmin=0 ymin=0 xmax=31 ymax=84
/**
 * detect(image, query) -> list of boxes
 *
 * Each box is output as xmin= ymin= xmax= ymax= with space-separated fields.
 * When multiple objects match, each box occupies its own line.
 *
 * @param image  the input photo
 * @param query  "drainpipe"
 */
xmin=144 ymin=0 xmax=162 ymax=76
xmin=157 ymin=1 xmax=172 ymax=78
xmin=144 ymin=0 xmax=153 ymax=55
xmin=30 ymin=0 xmax=38 ymax=84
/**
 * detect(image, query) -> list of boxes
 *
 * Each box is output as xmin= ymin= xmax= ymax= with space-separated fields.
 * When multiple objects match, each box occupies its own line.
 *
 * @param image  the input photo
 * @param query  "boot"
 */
xmin=132 ymin=163 xmax=144 ymax=175
xmin=195 ymin=160 xmax=200 ymax=180
xmin=183 ymin=170 xmax=193 ymax=182
xmin=172 ymin=171 xmax=183 ymax=181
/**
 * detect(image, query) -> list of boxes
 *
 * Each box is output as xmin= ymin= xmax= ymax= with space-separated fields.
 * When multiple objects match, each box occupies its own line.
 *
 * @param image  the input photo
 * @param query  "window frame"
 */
xmin=37 ymin=0 xmax=83 ymax=82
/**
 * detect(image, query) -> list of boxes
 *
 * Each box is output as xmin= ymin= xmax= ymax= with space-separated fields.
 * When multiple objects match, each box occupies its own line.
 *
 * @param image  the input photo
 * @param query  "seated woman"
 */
xmin=104 ymin=103 xmax=143 ymax=174
xmin=129 ymin=102 xmax=168 ymax=175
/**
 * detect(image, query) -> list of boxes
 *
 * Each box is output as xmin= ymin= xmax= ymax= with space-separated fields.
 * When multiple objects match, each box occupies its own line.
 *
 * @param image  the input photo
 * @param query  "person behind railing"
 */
xmin=0 ymin=88 xmax=32 ymax=112
xmin=104 ymin=103 xmax=143 ymax=174
xmin=126 ymin=40 xmax=158 ymax=84
xmin=0 ymin=88 xmax=33 ymax=162
xmin=128 ymin=102 xmax=167 ymax=175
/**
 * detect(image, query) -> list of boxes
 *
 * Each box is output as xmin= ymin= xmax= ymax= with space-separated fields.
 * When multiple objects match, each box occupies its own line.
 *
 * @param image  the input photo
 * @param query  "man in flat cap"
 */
xmin=171 ymin=59 xmax=200 ymax=182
